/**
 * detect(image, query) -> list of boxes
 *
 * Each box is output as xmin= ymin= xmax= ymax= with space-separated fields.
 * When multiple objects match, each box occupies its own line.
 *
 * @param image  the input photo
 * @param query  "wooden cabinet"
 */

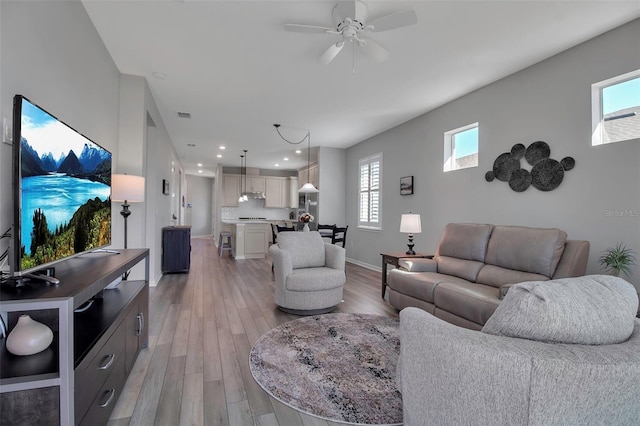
xmin=288 ymin=177 xmax=299 ymax=208
xmin=162 ymin=226 xmax=191 ymax=273
xmin=265 ymin=177 xmax=284 ymax=208
xmin=245 ymin=176 xmax=266 ymax=193
xmin=222 ymin=175 xmax=240 ymax=206
xmin=0 ymin=249 xmax=149 ymax=425
xmin=298 ymin=164 xmax=319 ymax=189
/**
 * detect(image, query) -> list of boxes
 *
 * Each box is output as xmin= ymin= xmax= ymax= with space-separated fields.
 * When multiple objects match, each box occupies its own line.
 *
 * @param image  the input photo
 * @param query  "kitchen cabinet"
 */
xmin=222 ymin=175 xmax=240 ymax=207
xmin=265 ymin=177 xmax=284 ymax=208
xmin=298 ymin=164 xmax=319 ymax=189
xmin=246 ymin=176 xmax=266 ymax=193
xmin=288 ymin=177 xmax=298 ymax=208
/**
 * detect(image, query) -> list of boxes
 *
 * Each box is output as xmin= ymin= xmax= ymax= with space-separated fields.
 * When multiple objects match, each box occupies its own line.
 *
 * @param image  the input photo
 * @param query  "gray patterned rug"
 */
xmin=249 ymin=313 xmax=402 ymax=425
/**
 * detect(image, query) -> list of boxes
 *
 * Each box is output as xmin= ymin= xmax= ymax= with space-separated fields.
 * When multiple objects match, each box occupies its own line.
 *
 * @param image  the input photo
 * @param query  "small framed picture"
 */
xmin=162 ymin=179 xmax=170 ymax=195
xmin=400 ymin=176 xmax=413 ymax=195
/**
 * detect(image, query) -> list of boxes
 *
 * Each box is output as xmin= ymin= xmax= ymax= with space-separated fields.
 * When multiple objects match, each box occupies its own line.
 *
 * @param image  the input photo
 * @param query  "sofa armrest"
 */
xmin=269 ymin=245 xmax=293 ymax=285
xmin=398 ymin=257 xmax=437 ymax=272
xmin=499 ymin=283 xmax=515 ymax=299
xmin=324 ymin=243 xmax=346 ymax=271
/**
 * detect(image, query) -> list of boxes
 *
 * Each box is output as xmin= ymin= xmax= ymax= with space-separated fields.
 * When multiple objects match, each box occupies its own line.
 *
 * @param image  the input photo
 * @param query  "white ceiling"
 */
xmin=81 ymin=1 xmax=640 ymax=175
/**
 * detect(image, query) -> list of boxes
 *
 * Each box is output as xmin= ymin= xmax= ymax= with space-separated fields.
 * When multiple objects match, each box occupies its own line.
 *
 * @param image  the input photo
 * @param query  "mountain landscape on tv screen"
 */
xmin=20 ymin=137 xmax=112 ymax=270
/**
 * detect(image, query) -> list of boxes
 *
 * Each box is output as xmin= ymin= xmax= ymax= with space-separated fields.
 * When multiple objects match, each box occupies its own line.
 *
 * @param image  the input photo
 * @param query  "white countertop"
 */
xmin=221 ymin=219 xmax=269 ymax=224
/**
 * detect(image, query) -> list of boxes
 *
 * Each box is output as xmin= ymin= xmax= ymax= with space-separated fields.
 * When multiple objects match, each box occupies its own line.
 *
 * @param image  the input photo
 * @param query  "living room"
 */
xmin=1 ymin=1 xmax=639 ymax=425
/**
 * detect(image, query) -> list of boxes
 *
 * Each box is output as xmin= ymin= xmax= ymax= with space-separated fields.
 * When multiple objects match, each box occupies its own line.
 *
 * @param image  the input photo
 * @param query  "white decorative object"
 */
xmin=6 ymin=315 xmax=53 ymax=356
xmin=303 ymin=223 xmax=310 ymax=232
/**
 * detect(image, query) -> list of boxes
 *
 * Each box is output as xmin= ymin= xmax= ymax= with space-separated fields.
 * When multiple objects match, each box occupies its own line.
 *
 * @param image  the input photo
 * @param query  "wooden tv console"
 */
xmin=0 ymin=249 xmax=149 ymax=425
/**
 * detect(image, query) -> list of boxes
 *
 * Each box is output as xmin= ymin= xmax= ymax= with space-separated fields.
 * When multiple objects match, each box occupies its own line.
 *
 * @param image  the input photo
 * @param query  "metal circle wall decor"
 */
xmin=486 ymin=141 xmax=575 ymax=192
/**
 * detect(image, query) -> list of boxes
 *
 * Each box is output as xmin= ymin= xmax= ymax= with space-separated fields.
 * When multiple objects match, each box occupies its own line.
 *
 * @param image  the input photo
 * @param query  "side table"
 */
xmin=380 ymin=252 xmax=432 ymax=298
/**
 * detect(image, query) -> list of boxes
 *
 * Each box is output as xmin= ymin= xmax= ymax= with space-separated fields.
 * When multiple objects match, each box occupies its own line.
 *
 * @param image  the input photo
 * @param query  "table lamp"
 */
xmin=400 ymin=213 xmax=422 ymax=255
xmin=111 ymin=174 xmax=145 ymax=249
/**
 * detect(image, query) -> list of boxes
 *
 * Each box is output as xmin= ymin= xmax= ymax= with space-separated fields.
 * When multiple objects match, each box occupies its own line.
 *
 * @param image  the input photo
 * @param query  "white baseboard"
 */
xmin=346 ymin=257 xmax=381 ymax=272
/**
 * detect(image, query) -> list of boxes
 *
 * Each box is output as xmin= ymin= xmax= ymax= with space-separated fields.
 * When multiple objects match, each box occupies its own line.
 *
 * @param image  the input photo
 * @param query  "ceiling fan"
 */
xmin=285 ymin=0 xmax=417 ymax=65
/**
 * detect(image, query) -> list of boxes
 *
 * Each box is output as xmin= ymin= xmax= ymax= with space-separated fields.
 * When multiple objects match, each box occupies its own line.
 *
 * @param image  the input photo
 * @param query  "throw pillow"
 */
xmin=482 ymin=275 xmax=638 ymax=345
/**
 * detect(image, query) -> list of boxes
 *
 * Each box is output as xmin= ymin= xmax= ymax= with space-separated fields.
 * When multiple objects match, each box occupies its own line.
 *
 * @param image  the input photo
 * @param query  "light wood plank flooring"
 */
xmin=108 ymin=237 xmax=397 ymax=426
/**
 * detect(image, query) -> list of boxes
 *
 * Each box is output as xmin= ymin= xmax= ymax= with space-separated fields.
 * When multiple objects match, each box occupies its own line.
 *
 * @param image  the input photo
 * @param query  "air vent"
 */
xmin=177 ymin=112 xmax=191 ymax=119
xmin=187 ymin=143 xmax=196 ymax=147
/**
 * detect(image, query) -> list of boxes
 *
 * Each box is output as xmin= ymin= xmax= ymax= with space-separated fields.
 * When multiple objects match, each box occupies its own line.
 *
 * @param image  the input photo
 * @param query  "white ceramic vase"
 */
xmin=303 ymin=223 xmax=310 ymax=232
xmin=6 ymin=315 xmax=54 ymax=356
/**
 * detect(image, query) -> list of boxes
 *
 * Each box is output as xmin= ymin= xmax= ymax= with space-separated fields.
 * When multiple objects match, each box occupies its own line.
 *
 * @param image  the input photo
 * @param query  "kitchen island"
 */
xmin=221 ymin=220 xmax=270 ymax=259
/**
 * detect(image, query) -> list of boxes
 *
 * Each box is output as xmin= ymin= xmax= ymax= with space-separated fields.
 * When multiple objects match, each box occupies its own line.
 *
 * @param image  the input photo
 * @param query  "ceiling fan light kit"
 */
xmin=285 ymin=0 xmax=417 ymax=66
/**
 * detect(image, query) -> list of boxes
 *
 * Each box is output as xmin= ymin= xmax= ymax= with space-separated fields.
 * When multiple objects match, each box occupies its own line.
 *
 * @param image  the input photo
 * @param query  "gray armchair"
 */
xmin=399 ymin=275 xmax=640 ymax=425
xmin=270 ymin=231 xmax=345 ymax=315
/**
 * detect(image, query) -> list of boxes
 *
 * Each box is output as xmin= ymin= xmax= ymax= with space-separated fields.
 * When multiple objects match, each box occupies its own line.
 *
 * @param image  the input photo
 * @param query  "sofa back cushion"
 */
xmin=276 ymin=231 xmax=325 ymax=269
xmin=435 ymin=223 xmax=493 ymax=262
xmin=484 ymin=226 xmax=567 ymax=278
xmin=437 ymin=256 xmax=485 ymax=283
xmin=476 ymin=265 xmax=549 ymax=288
xmin=482 ymin=275 xmax=638 ymax=344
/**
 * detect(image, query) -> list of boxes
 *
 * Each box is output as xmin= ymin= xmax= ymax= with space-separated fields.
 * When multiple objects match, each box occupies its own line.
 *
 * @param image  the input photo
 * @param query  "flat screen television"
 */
xmin=10 ymin=95 xmax=112 ymax=280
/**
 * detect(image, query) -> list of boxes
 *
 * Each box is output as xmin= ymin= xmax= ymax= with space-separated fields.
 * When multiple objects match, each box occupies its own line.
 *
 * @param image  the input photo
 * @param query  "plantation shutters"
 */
xmin=358 ymin=153 xmax=382 ymax=230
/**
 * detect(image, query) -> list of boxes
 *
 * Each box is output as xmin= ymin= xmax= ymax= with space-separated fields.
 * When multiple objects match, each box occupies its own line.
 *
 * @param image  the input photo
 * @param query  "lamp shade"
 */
xmin=400 ymin=213 xmax=422 ymax=234
xmin=298 ymin=182 xmax=319 ymax=193
xmin=111 ymin=174 xmax=145 ymax=202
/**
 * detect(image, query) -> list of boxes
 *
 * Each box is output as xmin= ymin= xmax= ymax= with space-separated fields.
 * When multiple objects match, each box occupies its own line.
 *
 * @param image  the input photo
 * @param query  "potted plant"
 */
xmin=598 ymin=243 xmax=637 ymax=278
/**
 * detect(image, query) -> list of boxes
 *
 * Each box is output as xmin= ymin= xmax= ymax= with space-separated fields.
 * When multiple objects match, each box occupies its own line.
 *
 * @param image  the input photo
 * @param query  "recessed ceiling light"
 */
xmin=198 ymin=170 xmax=203 ymax=173
xmin=284 ymin=157 xmax=289 ymax=161
xmin=219 ymin=146 xmax=226 ymax=150
xmin=197 ymin=163 xmax=203 ymax=167
xmin=274 ymin=164 xmax=280 ymax=167
xmin=295 ymin=150 xmax=302 ymax=154
xmin=217 ymin=154 xmax=222 ymax=158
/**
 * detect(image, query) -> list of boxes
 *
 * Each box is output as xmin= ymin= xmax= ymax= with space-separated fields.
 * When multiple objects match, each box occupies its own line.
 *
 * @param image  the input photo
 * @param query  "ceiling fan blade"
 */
xmin=367 ymin=10 xmax=417 ymax=32
xmin=319 ymin=41 xmax=345 ymax=65
xmin=285 ymin=23 xmax=333 ymax=34
xmin=360 ymin=38 xmax=390 ymax=63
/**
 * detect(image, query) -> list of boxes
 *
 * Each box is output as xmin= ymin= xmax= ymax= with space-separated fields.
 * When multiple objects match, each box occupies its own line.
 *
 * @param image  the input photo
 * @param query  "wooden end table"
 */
xmin=380 ymin=252 xmax=432 ymax=298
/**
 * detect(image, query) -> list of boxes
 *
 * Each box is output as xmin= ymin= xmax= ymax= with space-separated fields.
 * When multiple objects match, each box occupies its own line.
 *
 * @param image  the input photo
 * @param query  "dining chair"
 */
xmin=332 ymin=226 xmax=348 ymax=248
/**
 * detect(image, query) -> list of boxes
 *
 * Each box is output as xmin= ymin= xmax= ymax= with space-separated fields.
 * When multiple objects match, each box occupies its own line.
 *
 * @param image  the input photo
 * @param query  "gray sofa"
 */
xmin=388 ymin=223 xmax=589 ymax=329
xmin=398 ymin=275 xmax=640 ymax=425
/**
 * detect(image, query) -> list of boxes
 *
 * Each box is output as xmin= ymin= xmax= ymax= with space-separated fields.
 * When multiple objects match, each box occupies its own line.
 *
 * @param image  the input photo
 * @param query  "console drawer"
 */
xmin=78 ymin=351 xmax=126 ymax=426
xmin=75 ymin=319 xmax=126 ymax=422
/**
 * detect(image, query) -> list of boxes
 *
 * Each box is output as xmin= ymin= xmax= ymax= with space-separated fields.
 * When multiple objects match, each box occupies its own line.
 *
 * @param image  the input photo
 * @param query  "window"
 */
xmin=444 ymin=123 xmax=478 ymax=172
xmin=592 ymin=70 xmax=640 ymax=146
xmin=358 ymin=153 xmax=382 ymax=230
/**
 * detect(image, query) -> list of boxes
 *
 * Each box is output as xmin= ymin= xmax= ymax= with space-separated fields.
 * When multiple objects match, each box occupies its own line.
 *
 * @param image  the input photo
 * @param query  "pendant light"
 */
xmin=272 ymin=124 xmax=319 ymax=193
xmin=238 ymin=153 xmax=246 ymax=203
xmin=241 ymin=149 xmax=249 ymax=201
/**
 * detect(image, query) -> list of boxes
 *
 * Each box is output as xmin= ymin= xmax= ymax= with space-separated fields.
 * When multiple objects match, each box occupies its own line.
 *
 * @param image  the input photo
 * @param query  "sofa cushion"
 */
xmin=433 ymin=281 xmax=501 ymax=325
xmin=435 ymin=223 xmax=493 ymax=262
xmin=398 ymin=258 xmax=437 ymax=272
xmin=482 ymin=275 xmax=638 ymax=344
xmin=437 ymin=256 xmax=485 ymax=283
xmin=286 ymin=267 xmax=345 ymax=291
xmin=476 ymin=264 xmax=549 ymax=289
xmin=276 ymin=231 xmax=325 ymax=269
xmin=389 ymin=270 xmax=470 ymax=304
xmin=484 ymin=226 xmax=567 ymax=278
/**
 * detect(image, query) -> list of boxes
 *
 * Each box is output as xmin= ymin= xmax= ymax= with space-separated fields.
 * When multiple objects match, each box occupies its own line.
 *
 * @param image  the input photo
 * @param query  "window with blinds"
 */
xmin=358 ymin=153 xmax=382 ymax=230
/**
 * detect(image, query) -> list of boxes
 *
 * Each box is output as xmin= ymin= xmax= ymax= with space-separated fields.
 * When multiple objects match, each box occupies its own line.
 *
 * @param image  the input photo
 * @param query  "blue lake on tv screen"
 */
xmin=21 ymin=174 xmax=110 ymax=255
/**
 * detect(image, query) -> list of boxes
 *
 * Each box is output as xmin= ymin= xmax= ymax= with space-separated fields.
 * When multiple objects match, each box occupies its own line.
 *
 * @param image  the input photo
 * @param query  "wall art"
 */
xmin=162 ymin=179 xmax=170 ymax=195
xmin=485 ymin=141 xmax=575 ymax=192
xmin=400 ymin=176 xmax=414 ymax=195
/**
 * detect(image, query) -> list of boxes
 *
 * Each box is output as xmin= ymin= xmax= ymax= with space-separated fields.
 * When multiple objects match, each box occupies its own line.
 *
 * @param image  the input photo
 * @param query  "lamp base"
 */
xmin=405 ymin=245 xmax=416 ymax=255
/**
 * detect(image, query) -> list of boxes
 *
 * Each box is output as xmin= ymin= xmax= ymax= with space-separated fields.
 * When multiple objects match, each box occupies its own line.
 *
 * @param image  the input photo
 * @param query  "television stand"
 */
xmin=0 ymin=248 xmax=149 ymax=425
xmin=21 ymin=272 xmax=61 ymax=285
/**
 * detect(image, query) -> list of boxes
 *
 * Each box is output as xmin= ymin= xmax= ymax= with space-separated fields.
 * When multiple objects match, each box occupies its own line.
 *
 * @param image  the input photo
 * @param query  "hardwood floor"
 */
xmin=108 ymin=237 xmax=397 ymax=426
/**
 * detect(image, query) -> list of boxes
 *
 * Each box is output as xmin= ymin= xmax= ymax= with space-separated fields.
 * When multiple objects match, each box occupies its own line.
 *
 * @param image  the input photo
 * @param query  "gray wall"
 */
xmin=186 ymin=175 xmax=214 ymax=237
xmin=0 ymin=1 xmax=184 ymax=284
xmin=318 ymin=147 xmax=347 ymax=228
xmin=346 ymin=19 xmax=640 ymax=289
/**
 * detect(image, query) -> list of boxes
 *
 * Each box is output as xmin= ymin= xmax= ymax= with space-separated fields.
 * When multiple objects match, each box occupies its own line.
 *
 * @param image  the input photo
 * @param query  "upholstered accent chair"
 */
xmin=270 ymin=231 xmax=346 ymax=314
xmin=398 ymin=275 xmax=640 ymax=425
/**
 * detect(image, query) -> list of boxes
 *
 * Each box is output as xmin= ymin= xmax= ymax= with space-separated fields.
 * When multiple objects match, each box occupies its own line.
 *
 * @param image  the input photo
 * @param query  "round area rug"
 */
xmin=249 ymin=313 xmax=402 ymax=425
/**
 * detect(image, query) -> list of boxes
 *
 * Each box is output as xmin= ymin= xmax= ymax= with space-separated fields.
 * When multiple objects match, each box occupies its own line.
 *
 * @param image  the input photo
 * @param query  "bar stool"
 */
xmin=218 ymin=231 xmax=233 ymax=257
